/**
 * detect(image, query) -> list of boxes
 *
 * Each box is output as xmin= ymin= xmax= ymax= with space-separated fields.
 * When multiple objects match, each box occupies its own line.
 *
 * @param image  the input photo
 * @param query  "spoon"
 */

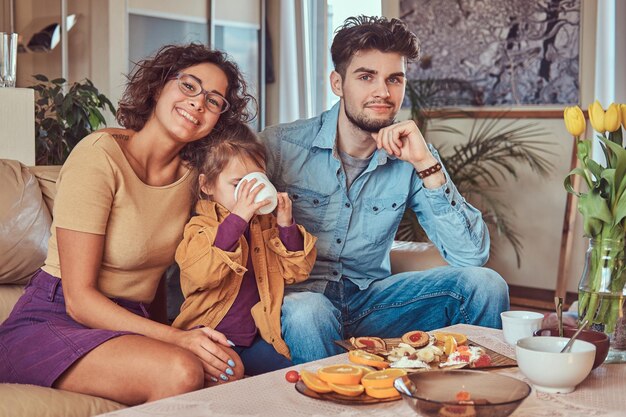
xmin=560 ymin=319 xmax=590 ymax=353
xmin=554 ymin=296 xmax=564 ymax=337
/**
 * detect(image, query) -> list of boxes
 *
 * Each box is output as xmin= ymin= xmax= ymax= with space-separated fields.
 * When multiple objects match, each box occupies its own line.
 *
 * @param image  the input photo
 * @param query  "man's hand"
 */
xmin=372 ymin=120 xmax=445 ymax=188
xmin=275 ymin=192 xmax=293 ymax=227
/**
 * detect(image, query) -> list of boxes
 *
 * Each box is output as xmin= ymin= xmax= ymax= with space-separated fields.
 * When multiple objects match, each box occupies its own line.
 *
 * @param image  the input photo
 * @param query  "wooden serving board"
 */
xmin=334 ymin=337 xmax=516 ymax=370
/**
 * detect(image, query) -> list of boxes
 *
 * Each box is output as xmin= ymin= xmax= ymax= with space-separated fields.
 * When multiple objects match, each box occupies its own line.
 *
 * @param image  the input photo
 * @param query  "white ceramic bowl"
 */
xmin=516 ymin=336 xmax=595 ymax=394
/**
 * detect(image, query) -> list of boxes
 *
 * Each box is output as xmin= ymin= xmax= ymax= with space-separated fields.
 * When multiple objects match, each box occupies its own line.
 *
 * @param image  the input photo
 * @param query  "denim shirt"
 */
xmin=259 ymin=103 xmax=490 ymax=293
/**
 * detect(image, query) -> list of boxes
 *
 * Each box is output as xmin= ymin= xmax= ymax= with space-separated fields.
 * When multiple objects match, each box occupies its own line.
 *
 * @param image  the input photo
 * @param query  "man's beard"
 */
xmin=344 ymin=104 xmax=396 ymax=133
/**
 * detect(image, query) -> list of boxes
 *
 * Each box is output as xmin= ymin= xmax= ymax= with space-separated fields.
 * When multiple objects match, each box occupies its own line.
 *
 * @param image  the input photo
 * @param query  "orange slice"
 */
xmin=328 ymin=382 xmax=365 ymax=397
xmin=352 ymin=365 xmax=376 ymax=377
xmin=433 ymin=332 xmax=468 ymax=345
xmin=361 ymin=369 xmax=407 ymax=389
xmin=365 ymin=385 xmax=401 ymax=399
xmin=317 ymin=364 xmax=363 ymax=385
xmin=348 ymin=349 xmax=389 ymax=369
xmin=444 ymin=335 xmax=458 ymax=356
xmin=300 ymin=370 xmax=332 ymax=393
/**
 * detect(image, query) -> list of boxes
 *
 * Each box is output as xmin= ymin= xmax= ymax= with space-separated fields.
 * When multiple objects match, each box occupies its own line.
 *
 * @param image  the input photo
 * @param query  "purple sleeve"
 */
xmin=278 ymin=222 xmax=304 ymax=252
xmin=214 ymin=214 xmax=249 ymax=252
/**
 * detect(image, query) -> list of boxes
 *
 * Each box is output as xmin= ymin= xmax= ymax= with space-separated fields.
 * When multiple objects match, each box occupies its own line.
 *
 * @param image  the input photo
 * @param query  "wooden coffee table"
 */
xmin=97 ymin=324 xmax=626 ymax=417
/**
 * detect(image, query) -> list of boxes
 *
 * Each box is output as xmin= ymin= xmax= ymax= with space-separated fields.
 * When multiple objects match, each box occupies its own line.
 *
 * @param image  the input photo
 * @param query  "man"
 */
xmin=259 ymin=15 xmax=509 ymax=364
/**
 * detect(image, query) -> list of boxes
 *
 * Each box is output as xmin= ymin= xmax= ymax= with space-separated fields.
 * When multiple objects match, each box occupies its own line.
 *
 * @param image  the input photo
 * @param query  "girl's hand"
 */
xmin=275 ymin=192 xmax=293 ymax=227
xmin=175 ymin=327 xmax=243 ymax=383
xmin=231 ymin=179 xmax=271 ymax=222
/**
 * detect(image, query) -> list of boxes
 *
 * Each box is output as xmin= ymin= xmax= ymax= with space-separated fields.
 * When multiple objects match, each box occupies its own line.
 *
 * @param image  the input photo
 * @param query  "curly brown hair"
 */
xmin=193 ymin=122 xmax=266 ymax=206
xmin=116 ymin=43 xmax=256 ymax=163
xmin=331 ymin=15 xmax=420 ymax=78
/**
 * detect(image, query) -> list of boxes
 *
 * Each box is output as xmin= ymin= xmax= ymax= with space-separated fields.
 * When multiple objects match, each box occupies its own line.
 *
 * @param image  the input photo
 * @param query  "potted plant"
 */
xmin=30 ymin=74 xmax=116 ymax=165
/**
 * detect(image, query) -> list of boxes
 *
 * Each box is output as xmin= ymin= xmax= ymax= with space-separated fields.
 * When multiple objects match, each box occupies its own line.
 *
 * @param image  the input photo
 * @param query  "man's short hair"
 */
xmin=331 ymin=15 xmax=420 ymax=78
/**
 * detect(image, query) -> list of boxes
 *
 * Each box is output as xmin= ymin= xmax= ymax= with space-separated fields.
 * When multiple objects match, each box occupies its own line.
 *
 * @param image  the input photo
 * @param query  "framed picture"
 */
xmin=400 ymin=0 xmax=581 ymax=111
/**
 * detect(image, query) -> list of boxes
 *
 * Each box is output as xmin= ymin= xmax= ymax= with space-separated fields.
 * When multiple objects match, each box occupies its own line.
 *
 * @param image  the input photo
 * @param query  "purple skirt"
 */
xmin=0 ymin=269 xmax=149 ymax=387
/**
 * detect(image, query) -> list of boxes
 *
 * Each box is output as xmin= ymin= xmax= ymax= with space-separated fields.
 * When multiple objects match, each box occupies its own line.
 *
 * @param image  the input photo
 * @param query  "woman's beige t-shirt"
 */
xmin=42 ymin=132 xmax=193 ymax=303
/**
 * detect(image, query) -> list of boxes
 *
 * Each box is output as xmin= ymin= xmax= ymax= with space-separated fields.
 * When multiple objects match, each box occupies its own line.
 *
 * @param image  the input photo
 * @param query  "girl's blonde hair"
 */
xmin=193 ymin=123 xmax=267 ymax=205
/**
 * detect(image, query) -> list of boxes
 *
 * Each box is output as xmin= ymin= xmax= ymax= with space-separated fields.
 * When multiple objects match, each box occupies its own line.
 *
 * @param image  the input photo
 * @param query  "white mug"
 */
xmin=501 ymin=310 xmax=544 ymax=345
xmin=234 ymin=172 xmax=278 ymax=215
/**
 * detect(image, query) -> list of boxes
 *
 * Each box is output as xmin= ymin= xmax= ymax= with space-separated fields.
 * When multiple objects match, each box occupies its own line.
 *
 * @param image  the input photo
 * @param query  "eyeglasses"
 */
xmin=175 ymin=73 xmax=230 ymax=114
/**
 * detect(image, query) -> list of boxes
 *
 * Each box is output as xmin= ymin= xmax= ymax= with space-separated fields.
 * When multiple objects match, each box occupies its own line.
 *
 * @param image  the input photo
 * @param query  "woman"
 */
xmin=0 ymin=44 xmax=253 ymax=404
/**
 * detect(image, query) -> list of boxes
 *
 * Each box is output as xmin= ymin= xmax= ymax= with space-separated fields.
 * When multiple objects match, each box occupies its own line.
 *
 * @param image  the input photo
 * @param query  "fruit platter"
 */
xmin=290 ymin=330 xmax=516 ymax=405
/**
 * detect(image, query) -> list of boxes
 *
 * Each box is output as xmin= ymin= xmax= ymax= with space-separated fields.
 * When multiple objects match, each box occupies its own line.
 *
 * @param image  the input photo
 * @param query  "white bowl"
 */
xmin=516 ymin=336 xmax=595 ymax=394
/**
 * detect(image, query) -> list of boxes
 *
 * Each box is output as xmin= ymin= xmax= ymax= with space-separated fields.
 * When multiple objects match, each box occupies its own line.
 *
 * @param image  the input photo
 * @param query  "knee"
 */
xmin=461 ymin=267 xmax=509 ymax=305
xmin=164 ymin=349 xmax=204 ymax=396
xmin=282 ymin=292 xmax=337 ymax=329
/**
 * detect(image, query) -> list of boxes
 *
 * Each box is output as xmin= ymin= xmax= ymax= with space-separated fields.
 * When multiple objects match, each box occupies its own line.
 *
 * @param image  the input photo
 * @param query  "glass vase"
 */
xmin=578 ymin=238 xmax=626 ymax=363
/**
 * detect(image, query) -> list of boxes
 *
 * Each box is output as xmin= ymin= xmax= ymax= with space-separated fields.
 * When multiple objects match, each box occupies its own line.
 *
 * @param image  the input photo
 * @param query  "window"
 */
xmin=325 ymin=0 xmax=381 ymax=109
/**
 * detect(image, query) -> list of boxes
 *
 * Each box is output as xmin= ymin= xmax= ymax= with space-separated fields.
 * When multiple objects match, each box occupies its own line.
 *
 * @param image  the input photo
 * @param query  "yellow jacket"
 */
xmin=172 ymin=200 xmax=317 ymax=359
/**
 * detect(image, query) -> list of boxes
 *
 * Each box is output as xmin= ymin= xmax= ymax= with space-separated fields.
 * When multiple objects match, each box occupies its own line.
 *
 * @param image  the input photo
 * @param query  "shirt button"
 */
xmin=445 ymin=188 xmax=450 ymax=194
xmin=235 ymin=268 xmax=243 ymax=274
xmin=345 ymin=202 xmax=351 ymax=208
xmin=292 ymin=194 xmax=299 ymax=200
xmin=313 ymin=199 xmax=319 ymax=204
xmin=274 ymin=241 xmax=280 ymax=246
xmin=336 ymin=238 xmax=342 ymax=244
xmin=392 ymin=203 xmax=397 ymax=208
xmin=451 ymin=201 xmax=457 ymax=206
xmin=332 ymin=271 xmax=339 ymax=276
xmin=254 ymin=247 xmax=260 ymax=253
xmin=373 ymin=206 xmax=379 ymax=211
xmin=263 ymin=307 xmax=267 ymax=312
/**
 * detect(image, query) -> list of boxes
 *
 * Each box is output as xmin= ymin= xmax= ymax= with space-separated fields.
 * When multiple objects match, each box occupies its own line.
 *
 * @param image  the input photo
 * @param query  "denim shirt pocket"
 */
xmin=287 ymin=186 xmax=331 ymax=233
xmin=363 ymin=196 xmax=406 ymax=244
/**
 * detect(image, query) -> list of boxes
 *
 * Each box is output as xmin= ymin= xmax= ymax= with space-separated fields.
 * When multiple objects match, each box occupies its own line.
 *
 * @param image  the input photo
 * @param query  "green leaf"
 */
xmin=578 ymin=187 xmax=613 ymax=237
xmin=564 ymin=167 xmax=587 ymax=196
xmin=33 ymin=74 xmax=49 ymax=82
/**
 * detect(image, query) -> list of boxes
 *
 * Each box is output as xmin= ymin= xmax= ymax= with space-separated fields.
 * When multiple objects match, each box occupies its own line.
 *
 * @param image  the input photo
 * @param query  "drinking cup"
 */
xmin=501 ymin=311 xmax=544 ymax=345
xmin=234 ymin=172 xmax=278 ymax=215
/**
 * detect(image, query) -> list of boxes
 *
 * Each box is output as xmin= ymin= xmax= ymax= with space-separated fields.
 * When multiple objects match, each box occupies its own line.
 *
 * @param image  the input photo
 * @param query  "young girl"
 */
xmin=173 ymin=123 xmax=317 ymax=376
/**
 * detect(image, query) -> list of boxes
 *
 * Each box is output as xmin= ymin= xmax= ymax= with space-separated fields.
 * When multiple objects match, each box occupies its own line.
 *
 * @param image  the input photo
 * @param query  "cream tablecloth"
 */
xmin=99 ymin=324 xmax=626 ymax=417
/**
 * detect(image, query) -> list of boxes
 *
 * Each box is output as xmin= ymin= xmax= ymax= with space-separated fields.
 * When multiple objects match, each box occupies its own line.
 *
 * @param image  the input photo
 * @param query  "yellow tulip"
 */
xmin=563 ymin=105 xmax=586 ymax=137
xmin=605 ymin=103 xmax=621 ymax=132
xmin=588 ymin=100 xmax=606 ymax=133
xmin=620 ymin=104 xmax=626 ymax=130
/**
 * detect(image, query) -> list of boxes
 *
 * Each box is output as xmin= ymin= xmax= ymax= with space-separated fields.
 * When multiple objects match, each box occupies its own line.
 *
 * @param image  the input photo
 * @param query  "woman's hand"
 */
xmin=175 ymin=327 xmax=243 ymax=383
xmin=275 ymin=192 xmax=293 ymax=227
xmin=231 ymin=179 xmax=271 ymax=222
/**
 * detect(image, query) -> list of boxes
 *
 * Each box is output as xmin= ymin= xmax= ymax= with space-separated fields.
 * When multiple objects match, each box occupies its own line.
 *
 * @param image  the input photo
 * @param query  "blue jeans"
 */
xmin=281 ymin=266 xmax=509 ymax=364
xmin=233 ymin=335 xmax=293 ymax=376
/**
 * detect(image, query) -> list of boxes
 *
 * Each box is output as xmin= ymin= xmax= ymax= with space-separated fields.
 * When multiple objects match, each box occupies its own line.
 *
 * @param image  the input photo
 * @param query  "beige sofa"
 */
xmin=0 ymin=158 xmax=445 ymax=417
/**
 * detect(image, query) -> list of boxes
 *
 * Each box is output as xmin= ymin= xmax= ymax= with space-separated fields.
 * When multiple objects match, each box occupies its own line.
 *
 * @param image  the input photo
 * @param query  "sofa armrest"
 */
xmin=390 ymin=240 xmax=447 ymax=274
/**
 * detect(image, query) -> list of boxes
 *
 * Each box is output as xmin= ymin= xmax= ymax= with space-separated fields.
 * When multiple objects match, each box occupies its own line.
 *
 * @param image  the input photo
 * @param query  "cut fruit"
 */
xmin=348 ymin=350 xmax=390 ymax=369
xmin=328 ymin=382 xmax=365 ymax=397
xmin=361 ymin=369 xmax=407 ymax=389
xmin=351 ymin=365 xmax=376 ymax=377
xmin=433 ymin=332 xmax=468 ymax=345
xmin=317 ymin=364 xmax=363 ymax=385
xmin=444 ymin=335 xmax=458 ymax=356
xmin=300 ymin=370 xmax=332 ymax=393
xmin=364 ymin=385 xmax=401 ymax=399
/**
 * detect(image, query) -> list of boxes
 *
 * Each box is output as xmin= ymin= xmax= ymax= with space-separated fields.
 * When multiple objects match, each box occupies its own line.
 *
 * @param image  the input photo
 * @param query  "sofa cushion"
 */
xmin=29 ymin=165 xmax=61 ymax=214
xmin=390 ymin=240 xmax=447 ymax=273
xmin=0 ymin=384 xmax=124 ymax=417
xmin=0 ymin=160 xmax=51 ymax=285
xmin=0 ymin=285 xmax=24 ymax=323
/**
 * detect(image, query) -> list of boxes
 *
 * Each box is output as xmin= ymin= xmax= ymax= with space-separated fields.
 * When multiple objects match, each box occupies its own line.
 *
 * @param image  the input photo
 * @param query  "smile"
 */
xmin=176 ymin=108 xmax=200 ymax=125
